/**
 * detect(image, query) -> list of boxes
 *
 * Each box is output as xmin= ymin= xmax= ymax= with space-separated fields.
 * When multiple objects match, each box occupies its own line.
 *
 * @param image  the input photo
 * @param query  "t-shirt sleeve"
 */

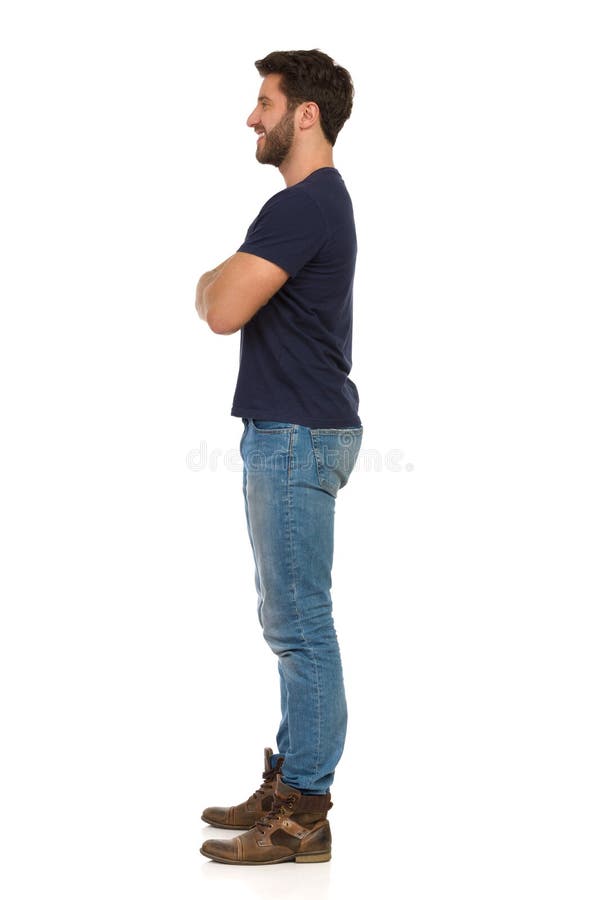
xmin=237 ymin=188 xmax=329 ymax=279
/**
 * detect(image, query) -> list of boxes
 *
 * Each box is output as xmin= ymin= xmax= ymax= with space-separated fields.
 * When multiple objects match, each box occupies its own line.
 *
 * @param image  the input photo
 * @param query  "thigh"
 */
xmin=241 ymin=420 xmax=296 ymax=594
xmin=240 ymin=420 xmax=360 ymax=600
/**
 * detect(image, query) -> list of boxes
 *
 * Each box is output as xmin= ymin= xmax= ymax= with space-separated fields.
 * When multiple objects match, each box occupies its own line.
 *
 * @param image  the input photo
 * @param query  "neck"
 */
xmin=279 ymin=148 xmax=335 ymax=188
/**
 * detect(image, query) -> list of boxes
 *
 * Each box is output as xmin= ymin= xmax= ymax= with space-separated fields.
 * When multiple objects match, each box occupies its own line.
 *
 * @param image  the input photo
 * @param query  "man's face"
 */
xmin=246 ymin=73 xmax=297 ymax=167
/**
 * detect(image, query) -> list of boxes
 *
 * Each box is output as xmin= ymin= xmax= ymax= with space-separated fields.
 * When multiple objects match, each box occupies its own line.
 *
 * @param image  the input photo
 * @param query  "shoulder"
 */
xmin=261 ymin=182 xmax=325 ymax=217
xmin=252 ymin=183 xmax=328 ymax=237
xmin=297 ymin=169 xmax=352 ymax=224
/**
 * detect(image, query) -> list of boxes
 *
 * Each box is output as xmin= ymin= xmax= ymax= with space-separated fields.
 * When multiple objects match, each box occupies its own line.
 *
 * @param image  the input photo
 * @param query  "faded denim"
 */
xmin=240 ymin=417 xmax=363 ymax=794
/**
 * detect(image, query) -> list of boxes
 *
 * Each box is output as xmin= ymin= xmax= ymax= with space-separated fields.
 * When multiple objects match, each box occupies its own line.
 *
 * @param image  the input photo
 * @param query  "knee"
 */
xmin=261 ymin=622 xmax=287 ymax=656
xmin=260 ymin=611 xmax=298 ymax=658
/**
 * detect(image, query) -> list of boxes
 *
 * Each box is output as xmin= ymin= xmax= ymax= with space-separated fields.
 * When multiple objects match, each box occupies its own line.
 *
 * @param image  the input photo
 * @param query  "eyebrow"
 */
xmin=257 ymin=95 xmax=272 ymax=103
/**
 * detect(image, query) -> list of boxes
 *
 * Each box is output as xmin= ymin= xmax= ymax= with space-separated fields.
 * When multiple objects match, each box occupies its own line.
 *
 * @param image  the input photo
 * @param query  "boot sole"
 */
xmin=199 ymin=847 xmax=331 ymax=865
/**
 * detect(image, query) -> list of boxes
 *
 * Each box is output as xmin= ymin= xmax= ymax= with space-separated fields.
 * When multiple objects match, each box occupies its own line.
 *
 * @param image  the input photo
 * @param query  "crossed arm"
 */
xmin=195 ymin=252 xmax=290 ymax=335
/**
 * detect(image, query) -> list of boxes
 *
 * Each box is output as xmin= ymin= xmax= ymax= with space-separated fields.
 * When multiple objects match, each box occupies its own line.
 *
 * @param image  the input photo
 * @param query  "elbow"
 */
xmin=204 ymin=283 xmax=239 ymax=334
xmin=206 ymin=309 xmax=239 ymax=335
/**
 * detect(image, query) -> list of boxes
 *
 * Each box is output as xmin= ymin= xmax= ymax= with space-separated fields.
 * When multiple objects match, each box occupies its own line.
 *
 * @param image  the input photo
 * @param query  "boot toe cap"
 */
xmin=201 ymin=806 xmax=230 ymax=826
xmin=201 ymin=838 xmax=240 ymax=862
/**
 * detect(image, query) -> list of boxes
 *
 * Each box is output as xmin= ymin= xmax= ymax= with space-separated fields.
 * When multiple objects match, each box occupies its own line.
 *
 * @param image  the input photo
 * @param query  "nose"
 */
xmin=247 ymin=105 xmax=261 ymax=129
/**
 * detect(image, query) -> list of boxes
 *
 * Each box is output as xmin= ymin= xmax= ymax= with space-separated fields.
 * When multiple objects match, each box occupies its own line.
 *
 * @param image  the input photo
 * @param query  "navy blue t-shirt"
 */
xmin=230 ymin=166 xmax=361 ymax=428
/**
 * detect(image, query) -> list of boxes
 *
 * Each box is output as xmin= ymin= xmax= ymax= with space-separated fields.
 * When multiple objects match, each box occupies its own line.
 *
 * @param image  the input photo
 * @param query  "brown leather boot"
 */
xmin=200 ymin=774 xmax=333 ymax=865
xmin=201 ymin=748 xmax=284 ymax=829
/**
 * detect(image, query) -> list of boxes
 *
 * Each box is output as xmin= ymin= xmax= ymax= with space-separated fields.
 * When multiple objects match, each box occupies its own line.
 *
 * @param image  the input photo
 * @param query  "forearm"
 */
xmin=195 ymin=256 xmax=234 ymax=321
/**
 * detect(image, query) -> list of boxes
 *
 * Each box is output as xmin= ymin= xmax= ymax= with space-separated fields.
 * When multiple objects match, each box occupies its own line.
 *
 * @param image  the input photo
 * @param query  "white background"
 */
xmin=1 ymin=1 xmax=598 ymax=898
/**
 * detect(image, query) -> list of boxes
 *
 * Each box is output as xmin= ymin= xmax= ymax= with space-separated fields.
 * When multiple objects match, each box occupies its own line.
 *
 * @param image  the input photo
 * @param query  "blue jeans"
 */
xmin=240 ymin=417 xmax=363 ymax=795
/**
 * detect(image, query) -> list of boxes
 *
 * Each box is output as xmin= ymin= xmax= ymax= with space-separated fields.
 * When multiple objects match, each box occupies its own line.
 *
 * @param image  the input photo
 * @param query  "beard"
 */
xmin=256 ymin=109 xmax=295 ymax=167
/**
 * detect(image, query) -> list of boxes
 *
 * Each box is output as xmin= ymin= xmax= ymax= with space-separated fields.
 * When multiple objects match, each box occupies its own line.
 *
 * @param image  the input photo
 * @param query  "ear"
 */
xmin=298 ymin=100 xmax=321 ymax=131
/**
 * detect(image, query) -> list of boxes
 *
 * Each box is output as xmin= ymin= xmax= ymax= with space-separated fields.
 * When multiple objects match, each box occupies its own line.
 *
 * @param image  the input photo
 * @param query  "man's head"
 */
xmin=246 ymin=49 xmax=354 ymax=168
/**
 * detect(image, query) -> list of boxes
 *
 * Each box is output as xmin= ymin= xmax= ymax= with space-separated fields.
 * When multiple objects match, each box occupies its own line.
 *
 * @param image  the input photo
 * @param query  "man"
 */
xmin=195 ymin=49 xmax=362 ymax=865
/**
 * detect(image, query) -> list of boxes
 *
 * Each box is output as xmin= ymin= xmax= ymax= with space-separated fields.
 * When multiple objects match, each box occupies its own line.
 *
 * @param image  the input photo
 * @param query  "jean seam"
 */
xmin=286 ymin=427 xmax=322 ymax=782
xmin=311 ymin=427 xmax=363 ymax=433
xmin=251 ymin=419 xmax=295 ymax=434
xmin=309 ymin=429 xmax=339 ymax=498
xmin=242 ymin=454 xmax=263 ymax=627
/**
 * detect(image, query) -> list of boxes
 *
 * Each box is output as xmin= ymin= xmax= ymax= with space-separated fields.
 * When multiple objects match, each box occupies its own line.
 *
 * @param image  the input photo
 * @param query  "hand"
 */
xmin=195 ymin=256 xmax=235 ymax=321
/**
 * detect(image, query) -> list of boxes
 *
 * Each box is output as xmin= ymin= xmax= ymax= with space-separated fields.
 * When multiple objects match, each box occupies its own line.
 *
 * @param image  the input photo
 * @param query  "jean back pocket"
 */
xmin=309 ymin=427 xmax=363 ymax=497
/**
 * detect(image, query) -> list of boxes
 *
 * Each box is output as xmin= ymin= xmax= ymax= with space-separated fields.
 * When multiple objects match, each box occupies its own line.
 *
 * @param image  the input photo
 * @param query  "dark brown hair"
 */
xmin=254 ymin=49 xmax=354 ymax=147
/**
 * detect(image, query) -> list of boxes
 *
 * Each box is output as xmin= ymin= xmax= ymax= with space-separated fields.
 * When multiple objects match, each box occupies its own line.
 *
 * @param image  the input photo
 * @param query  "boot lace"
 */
xmin=248 ymin=757 xmax=283 ymax=802
xmin=254 ymin=796 xmax=295 ymax=835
